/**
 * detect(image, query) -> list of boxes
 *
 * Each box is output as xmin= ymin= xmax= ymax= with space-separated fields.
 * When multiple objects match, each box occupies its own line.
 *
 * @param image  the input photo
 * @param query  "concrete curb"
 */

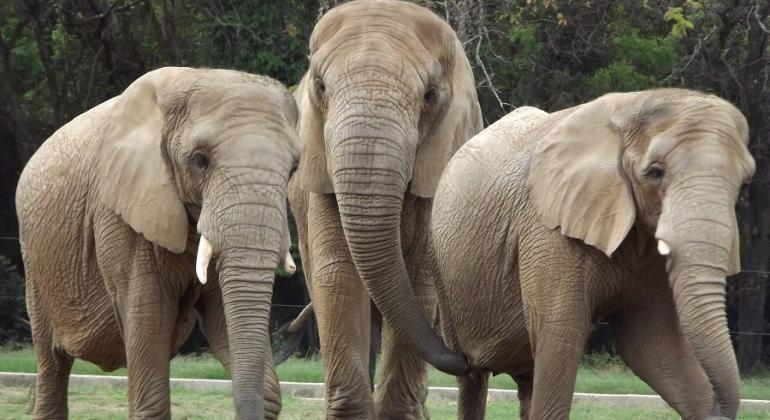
xmin=2 ymin=372 xmax=768 ymax=410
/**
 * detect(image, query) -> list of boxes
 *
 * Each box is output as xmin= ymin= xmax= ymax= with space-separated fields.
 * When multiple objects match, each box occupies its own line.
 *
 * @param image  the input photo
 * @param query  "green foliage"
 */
xmin=181 ymin=0 xmax=315 ymax=86
xmin=664 ymin=7 xmax=694 ymax=38
xmin=664 ymin=1 xmax=702 ymax=38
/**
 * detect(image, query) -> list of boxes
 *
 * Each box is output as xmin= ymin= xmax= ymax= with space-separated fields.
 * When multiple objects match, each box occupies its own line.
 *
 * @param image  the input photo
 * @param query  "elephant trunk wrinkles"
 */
xmin=207 ymin=190 xmax=283 ymax=419
xmin=328 ymin=116 xmax=468 ymax=375
xmin=218 ymin=247 xmax=275 ymax=420
xmin=659 ymin=182 xmax=740 ymax=418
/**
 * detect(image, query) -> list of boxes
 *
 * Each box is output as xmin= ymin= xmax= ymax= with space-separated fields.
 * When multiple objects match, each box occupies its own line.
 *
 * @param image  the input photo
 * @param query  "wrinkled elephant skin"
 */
xmin=16 ymin=67 xmax=301 ymax=420
xmin=289 ymin=0 xmax=482 ymax=418
xmin=432 ymin=91 xmax=755 ymax=420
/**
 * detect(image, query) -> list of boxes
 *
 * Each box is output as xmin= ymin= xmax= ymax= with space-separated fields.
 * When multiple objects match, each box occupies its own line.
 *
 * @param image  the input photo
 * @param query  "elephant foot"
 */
xmin=325 ymin=388 xmax=375 ymax=419
xmin=375 ymin=405 xmax=429 ymax=420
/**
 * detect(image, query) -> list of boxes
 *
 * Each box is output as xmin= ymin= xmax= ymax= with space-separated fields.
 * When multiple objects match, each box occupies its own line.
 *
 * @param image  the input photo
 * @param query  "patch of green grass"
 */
xmin=3 ymin=386 xmax=768 ymax=419
xmin=0 ymin=384 xmax=235 ymax=419
xmin=2 ymin=346 xmax=768 ymax=400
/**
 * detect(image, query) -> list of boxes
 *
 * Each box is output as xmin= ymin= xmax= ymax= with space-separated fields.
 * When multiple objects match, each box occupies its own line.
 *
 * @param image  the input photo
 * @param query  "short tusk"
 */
xmin=282 ymin=251 xmax=296 ymax=275
xmin=657 ymin=240 xmax=671 ymax=256
xmin=196 ymin=235 xmax=213 ymax=285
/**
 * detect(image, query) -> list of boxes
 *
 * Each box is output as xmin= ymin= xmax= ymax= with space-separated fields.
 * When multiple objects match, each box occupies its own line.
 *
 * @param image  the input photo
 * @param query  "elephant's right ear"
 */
xmin=528 ymin=94 xmax=636 ymax=257
xmin=295 ymin=74 xmax=334 ymax=193
xmin=97 ymin=70 xmax=189 ymax=253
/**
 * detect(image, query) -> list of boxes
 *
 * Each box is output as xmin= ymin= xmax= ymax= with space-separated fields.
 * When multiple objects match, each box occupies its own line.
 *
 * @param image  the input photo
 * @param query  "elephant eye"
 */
xmin=423 ymin=86 xmax=438 ymax=106
xmin=643 ymin=163 xmax=665 ymax=182
xmin=313 ymin=78 xmax=325 ymax=100
xmin=190 ymin=150 xmax=210 ymax=171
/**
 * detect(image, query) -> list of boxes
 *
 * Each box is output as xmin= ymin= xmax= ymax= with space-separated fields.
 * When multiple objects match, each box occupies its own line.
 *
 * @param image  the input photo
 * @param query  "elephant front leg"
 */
xmin=307 ymin=193 xmax=374 ymax=419
xmin=527 ymin=317 xmax=589 ymax=420
xmin=28 ymin=291 xmax=74 ymax=420
xmin=124 ymin=270 xmax=178 ymax=419
xmin=611 ymin=292 xmax=714 ymax=418
xmin=374 ymin=238 xmax=435 ymax=419
xmin=374 ymin=320 xmax=430 ymax=420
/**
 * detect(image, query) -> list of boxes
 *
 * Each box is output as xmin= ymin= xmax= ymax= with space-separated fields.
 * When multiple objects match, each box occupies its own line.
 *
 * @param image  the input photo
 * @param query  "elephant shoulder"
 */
xmin=17 ymin=98 xmax=116 ymax=215
xmin=450 ymin=106 xmax=548 ymax=167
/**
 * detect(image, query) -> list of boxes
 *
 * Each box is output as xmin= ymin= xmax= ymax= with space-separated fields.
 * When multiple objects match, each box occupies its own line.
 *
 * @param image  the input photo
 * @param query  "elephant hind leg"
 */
xmin=513 ymin=371 xmax=533 ymax=420
xmin=458 ymin=369 xmax=489 ymax=420
xmin=611 ymin=300 xmax=714 ymax=419
xmin=30 ymin=317 xmax=73 ymax=419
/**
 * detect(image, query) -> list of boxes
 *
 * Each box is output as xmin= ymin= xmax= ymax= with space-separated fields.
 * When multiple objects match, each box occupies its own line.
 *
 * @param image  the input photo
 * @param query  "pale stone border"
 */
xmin=2 ymin=372 xmax=768 ymax=411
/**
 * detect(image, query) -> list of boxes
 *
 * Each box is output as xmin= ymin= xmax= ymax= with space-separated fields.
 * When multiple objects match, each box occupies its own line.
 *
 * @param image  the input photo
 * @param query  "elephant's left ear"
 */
xmin=295 ymin=74 xmax=334 ymax=194
xmin=97 ymin=69 xmax=189 ymax=253
xmin=528 ymin=94 xmax=636 ymax=257
xmin=410 ymin=40 xmax=483 ymax=198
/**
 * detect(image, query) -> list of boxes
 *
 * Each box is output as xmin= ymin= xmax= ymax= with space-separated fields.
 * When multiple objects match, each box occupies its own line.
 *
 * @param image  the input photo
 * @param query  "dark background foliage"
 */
xmin=1 ymin=0 xmax=767 ymax=373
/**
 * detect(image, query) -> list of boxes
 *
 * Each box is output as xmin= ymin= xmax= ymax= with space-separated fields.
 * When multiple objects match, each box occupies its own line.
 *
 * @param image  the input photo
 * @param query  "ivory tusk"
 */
xmin=657 ymin=240 xmax=671 ymax=256
xmin=196 ymin=235 xmax=213 ymax=285
xmin=282 ymin=251 xmax=296 ymax=275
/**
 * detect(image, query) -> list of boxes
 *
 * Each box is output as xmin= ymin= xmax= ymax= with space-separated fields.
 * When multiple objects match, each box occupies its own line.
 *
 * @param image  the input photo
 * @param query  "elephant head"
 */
xmin=294 ymin=0 xmax=481 ymax=375
xmin=528 ymin=89 xmax=755 ymax=417
xmin=96 ymin=67 xmax=301 ymax=419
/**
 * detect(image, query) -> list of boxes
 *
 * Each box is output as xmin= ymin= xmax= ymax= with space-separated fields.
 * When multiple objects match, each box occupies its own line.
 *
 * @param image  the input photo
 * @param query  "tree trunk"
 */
xmin=162 ymin=0 xmax=182 ymax=64
xmin=25 ymin=0 xmax=65 ymax=127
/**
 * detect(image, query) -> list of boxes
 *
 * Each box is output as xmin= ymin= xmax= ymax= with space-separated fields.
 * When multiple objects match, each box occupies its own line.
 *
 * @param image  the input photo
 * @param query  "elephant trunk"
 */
xmin=327 ymin=108 xmax=468 ymax=375
xmin=200 ymin=184 xmax=286 ymax=419
xmin=657 ymin=180 xmax=740 ymax=417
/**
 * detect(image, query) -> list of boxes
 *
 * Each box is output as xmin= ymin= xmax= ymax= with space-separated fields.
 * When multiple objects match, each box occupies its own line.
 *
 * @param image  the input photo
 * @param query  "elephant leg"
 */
xmin=374 ymin=199 xmax=436 ymax=420
xmin=514 ymin=371 xmax=533 ymax=420
xmin=29 ymin=292 xmax=73 ymax=420
xmin=374 ymin=319 xmax=430 ymax=420
xmin=612 ymin=299 xmax=713 ymax=419
xmin=374 ymin=260 xmax=434 ymax=418
xmin=124 ymin=269 xmax=177 ymax=418
xmin=196 ymin=284 xmax=282 ymax=419
xmin=528 ymin=319 xmax=588 ymax=419
xmin=307 ymin=193 xmax=374 ymax=419
xmin=197 ymin=285 xmax=232 ymax=372
xmin=457 ymin=369 xmax=489 ymax=420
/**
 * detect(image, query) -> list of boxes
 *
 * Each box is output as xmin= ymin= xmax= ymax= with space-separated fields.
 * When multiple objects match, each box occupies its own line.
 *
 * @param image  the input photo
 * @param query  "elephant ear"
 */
xmin=97 ymin=69 xmax=189 ymax=253
xmin=410 ymin=39 xmax=483 ymax=198
xmin=528 ymin=94 xmax=636 ymax=257
xmin=295 ymin=74 xmax=334 ymax=194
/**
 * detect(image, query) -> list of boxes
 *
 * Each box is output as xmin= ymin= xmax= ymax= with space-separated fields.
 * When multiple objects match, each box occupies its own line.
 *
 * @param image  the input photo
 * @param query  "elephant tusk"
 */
xmin=657 ymin=240 xmax=671 ymax=256
xmin=282 ymin=251 xmax=296 ymax=275
xmin=196 ymin=235 xmax=213 ymax=285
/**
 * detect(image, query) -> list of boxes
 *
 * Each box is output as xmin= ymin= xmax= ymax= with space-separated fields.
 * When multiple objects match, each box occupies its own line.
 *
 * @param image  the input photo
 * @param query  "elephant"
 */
xmin=16 ymin=67 xmax=301 ymax=420
xmin=287 ymin=0 xmax=482 ymax=417
xmin=430 ymin=89 xmax=755 ymax=419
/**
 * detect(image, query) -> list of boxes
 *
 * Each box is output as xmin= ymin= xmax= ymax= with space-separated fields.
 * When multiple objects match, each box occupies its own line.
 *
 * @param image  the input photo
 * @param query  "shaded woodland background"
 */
xmin=1 ymin=0 xmax=768 ymax=373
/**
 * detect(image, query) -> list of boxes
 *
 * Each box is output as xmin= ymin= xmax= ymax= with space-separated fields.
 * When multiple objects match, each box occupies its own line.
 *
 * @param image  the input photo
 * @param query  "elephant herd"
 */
xmin=15 ymin=1 xmax=755 ymax=419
